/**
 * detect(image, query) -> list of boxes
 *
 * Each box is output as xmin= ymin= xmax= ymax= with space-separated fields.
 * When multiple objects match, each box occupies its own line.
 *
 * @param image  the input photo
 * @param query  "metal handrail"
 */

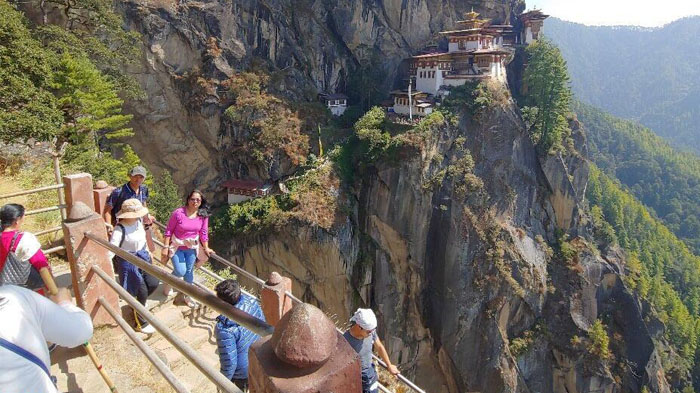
xmin=151 ymin=221 xmax=424 ymax=393
xmin=0 ymin=183 xmax=64 ymax=199
xmin=150 ymin=238 xmax=258 ymax=300
xmin=97 ymin=297 xmax=191 ymax=393
xmin=91 ymin=266 xmax=242 ymax=393
xmin=84 ymin=232 xmax=274 ymax=337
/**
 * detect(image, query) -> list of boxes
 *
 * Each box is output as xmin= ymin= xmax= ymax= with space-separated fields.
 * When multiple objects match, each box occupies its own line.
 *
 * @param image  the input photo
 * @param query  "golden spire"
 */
xmin=465 ymin=7 xmax=480 ymax=21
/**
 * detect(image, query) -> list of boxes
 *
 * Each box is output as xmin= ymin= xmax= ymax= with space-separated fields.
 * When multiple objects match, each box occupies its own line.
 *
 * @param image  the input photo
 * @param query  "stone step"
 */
xmin=50 ymin=270 xmax=222 ymax=393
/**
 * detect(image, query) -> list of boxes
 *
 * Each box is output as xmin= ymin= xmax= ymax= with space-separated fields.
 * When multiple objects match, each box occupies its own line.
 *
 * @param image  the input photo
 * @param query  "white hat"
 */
xmin=350 ymin=308 xmax=377 ymax=331
xmin=116 ymin=198 xmax=149 ymax=219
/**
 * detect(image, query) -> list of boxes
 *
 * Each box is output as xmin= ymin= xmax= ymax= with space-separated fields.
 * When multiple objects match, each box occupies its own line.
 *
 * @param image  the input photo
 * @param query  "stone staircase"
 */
xmin=50 ymin=268 xmax=221 ymax=393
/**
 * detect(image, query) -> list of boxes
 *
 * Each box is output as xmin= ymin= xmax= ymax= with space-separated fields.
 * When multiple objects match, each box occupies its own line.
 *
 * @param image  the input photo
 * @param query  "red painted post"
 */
xmin=260 ymin=272 xmax=293 ymax=327
xmin=63 ymin=173 xmax=95 ymax=214
xmin=93 ymin=180 xmax=115 ymax=218
xmin=62 ymin=171 xmax=118 ymax=326
xmin=248 ymin=303 xmax=362 ymax=393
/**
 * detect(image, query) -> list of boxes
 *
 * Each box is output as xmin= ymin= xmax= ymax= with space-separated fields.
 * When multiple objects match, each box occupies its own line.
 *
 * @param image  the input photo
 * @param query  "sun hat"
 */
xmin=129 ymin=165 xmax=147 ymax=178
xmin=350 ymin=308 xmax=377 ymax=331
xmin=116 ymin=198 xmax=149 ymax=219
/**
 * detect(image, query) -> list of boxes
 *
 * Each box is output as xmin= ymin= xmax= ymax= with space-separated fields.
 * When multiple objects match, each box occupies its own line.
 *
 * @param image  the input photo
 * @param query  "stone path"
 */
xmin=50 ymin=269 xmax=221 ymax=393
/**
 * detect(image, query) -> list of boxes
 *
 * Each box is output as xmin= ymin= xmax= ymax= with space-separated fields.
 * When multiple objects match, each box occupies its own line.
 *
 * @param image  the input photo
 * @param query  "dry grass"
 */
xmin=0 ymin=163 xmax=63 ymax=244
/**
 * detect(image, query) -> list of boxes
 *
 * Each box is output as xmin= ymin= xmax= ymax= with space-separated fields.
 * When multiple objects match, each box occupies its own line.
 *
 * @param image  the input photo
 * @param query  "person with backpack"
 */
xmin=0 ymin=204 xmax=51 ymax=291
xmin=0 ymin=285 xmax=93 ymax=393
xmin=108 ymin=198 xmax=160 ymax=334
xmin=160 ymin=190 xmax=214 ymax=308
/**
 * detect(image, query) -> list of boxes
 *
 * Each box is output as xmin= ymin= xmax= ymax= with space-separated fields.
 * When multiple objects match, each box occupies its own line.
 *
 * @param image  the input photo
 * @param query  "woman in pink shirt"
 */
xmin=1 ymin=204 xmax=50 ymax=291
xmin=161 ymin=190 xmax=214 ymax=307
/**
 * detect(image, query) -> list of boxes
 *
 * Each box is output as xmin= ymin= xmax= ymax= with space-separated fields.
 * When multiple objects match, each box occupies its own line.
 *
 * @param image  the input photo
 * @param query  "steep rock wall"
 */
xmin=118 ymin=0 xmax=523 ymax=191
xmin=218 ymin=99 xmax=669 ymax=393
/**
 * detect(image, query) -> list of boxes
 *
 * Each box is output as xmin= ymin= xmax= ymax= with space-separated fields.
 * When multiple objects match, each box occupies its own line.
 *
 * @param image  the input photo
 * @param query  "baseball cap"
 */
xmin=129 ymin=165 xmax=147 ymax=178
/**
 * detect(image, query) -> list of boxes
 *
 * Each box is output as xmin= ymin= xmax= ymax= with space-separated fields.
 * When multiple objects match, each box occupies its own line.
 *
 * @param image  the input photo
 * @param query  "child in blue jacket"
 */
xmin=214 ymin=279 xmax=265 ymax=392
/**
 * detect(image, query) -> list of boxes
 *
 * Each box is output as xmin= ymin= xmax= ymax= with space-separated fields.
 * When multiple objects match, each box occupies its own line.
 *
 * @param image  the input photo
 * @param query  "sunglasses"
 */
xmin=189 ymin=198 xmax=202 ymax=202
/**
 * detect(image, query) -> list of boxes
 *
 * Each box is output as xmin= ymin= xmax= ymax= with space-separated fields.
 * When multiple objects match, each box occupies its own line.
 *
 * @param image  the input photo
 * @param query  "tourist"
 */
xmin=161 ymin=190 xmax=214 ymax=307
xmin=104 ymin=165 xmax=153 ymax=234
xmin=107 ymin=199 xmax=159 ymax=334
xmin=214 ymin=279 xmax=265 ymax=392
xmin=0 ymin=285 xmax=93 ymax=393
xmin=343 ymin=308 xmax=400 ymax=393
xmin=0 ymin=203 xmax=50 ymax=290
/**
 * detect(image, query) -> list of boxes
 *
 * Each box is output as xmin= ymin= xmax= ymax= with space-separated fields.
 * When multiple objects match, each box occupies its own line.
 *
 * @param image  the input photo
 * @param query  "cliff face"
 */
xmin=216 ymin=98 xmax=669 ymax=393
xmin=115 ymin=1 xmax=673 ymax=391
xmin=118 ymin=0 xmax=524 ymax=191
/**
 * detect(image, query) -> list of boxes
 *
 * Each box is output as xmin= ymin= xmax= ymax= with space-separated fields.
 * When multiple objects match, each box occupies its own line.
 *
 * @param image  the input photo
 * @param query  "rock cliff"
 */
xmin=114 ymin=1 xmax=674 ymax=392
xmin=118 ymin=0 xmax=525 ymax=190
xmin=212 ymin=99 xmax=670 ymax=392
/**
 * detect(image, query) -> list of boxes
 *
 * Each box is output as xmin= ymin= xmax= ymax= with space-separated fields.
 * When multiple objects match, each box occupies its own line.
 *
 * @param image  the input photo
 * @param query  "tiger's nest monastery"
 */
xmin=391 ymin=9 xmax=549 ymax=117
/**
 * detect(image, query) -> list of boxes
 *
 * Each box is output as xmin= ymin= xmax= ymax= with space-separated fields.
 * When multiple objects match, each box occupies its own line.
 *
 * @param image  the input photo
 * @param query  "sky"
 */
xmin=531 ymin=0 xmax=700 ymax=27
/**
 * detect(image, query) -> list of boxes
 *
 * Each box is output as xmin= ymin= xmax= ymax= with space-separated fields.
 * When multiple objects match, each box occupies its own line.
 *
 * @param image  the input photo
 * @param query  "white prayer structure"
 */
xmin=319 ymin=93 xmax=348 ymax=116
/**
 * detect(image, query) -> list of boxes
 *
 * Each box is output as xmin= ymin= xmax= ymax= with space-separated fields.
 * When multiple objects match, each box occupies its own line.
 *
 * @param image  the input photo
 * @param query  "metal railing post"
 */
xmin=97 ymin=297 xmax=191 ymax=393
xmin=91 ymin=266 xmax=243 ymax=393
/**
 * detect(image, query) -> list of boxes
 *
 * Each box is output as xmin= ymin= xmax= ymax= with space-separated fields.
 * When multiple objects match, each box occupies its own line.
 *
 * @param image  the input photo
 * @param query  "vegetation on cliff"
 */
xmin=576 ymin=101 xmax=700 ymax=254
xmin=223 ymin=72 xmax=310 ymax=170
xmin=588 ymin=167 xmax=700 ymax=380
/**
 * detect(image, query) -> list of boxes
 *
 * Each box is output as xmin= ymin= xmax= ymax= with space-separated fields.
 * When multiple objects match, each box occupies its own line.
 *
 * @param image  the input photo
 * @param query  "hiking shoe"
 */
xmin=139 ymin=324 xmax=156 ymax=334
xmin=183 ymin=296 xmax=197 ymax=308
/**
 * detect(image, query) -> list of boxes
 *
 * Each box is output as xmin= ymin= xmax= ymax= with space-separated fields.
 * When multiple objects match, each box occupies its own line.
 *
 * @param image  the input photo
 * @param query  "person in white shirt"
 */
xmin=108 ymin=198 xmax=161 ymax=334
xmin=0 ymin=285 xmax=93 ymax=393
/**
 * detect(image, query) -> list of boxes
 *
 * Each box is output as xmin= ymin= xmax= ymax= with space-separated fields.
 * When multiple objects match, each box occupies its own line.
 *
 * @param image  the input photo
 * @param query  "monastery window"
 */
xmin=459 ymin=40 xmax=466 ymax=50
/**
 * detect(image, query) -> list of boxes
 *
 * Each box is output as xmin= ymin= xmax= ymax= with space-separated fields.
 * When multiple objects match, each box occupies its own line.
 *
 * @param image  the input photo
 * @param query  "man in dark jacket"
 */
xmin=214 ymin=279 xmax=265 ymax=392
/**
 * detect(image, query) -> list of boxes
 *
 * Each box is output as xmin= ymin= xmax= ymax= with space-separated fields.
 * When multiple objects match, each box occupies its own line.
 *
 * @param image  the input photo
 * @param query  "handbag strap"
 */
xmin=0 ymin=337 xmax=52 ymax=379
xmin=2 ymin=231 xmax=21 ymax=267
xmin=116 ymin=224 xmax=126 ymax=248
xmin=8 ymin=231 xmax=21 ymax=253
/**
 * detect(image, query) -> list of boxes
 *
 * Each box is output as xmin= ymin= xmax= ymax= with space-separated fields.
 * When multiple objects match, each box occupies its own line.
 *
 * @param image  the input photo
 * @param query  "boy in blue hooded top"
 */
xmin=214 ymin=279 xmax=266 ymax=392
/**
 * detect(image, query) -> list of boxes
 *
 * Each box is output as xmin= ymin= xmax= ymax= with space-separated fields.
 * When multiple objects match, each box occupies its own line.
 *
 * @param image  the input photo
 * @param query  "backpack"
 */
xmin=0 ymin=232 xmax=44 ymax=290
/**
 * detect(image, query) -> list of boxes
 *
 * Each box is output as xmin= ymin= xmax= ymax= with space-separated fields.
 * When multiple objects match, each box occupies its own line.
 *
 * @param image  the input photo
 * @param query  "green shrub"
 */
xmin=587 ymin=319 xmax=611 ymax=361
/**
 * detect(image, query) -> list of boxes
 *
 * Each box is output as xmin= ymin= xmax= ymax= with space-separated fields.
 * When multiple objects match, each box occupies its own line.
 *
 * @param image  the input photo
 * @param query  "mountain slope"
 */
xmin=574 ymin=102 xmax=700 ymax=254
xmin=545 ymin=17 xmax=700 ymax=153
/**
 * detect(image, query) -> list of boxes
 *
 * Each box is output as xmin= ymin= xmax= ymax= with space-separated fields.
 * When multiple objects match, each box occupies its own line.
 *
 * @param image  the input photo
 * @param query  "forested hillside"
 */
xmin=588 ymin=167 xmax=700 ymax=386
xmin=545 ymin=17 xmax=700 ymax=153
xmin=575 ymin=102 xmax=700 ymax=254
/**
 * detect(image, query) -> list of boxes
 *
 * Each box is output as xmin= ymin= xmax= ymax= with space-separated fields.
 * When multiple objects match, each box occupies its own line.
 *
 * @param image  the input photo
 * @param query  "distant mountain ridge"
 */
xmin=544 ymin=16 xmax=700 ymax=154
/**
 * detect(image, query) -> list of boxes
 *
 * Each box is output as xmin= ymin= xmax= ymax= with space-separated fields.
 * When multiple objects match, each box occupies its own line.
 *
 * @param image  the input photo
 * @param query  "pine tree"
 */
xmin=0 ymin=1 xmax=63 ymax=143
xmin=522 ymin=39 xmax=572 ymax=153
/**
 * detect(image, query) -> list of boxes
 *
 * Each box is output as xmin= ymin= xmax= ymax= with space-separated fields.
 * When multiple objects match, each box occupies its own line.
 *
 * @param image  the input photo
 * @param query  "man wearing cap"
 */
xmin=344 ymin=308 xmax=400 ymax=393
xmin=104 ymin=166 xmax=152 ymax=233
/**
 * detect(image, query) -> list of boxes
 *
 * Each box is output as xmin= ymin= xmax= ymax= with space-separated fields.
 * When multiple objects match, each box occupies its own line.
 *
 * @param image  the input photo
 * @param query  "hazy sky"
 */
xmin=531 ymin=0 xmax=700 ymax=27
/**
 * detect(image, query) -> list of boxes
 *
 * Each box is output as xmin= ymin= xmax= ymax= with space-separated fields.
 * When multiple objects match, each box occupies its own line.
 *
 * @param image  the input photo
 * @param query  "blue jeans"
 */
xmin=171 ymin=248 xmax=197 ymax=283
xmin=362 ymin=364 xmax=378 ymax=393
